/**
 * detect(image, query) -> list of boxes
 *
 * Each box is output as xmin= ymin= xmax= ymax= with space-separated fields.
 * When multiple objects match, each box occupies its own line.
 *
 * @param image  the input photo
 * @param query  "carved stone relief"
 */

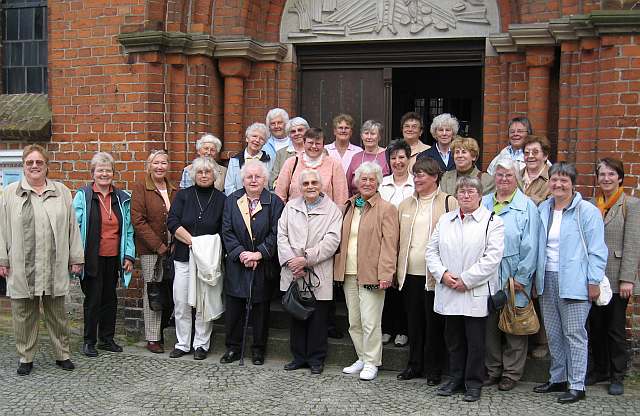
xmin=280 ymin=0 xmax=501 ymax=43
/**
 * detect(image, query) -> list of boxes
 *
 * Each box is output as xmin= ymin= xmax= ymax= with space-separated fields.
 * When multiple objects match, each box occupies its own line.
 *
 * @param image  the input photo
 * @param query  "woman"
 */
xmin=334 ymin=162 xmax=399 ymax=381
xmin=275 ymin=128 xmax=348 ymax=205
xmin=587 ymin=157 xmax=640 ymax=396
xmin=481 ymin=158 xmax=539 ymax=391
xmin=399 ymin=111 xmax=430 ymax=171
xmin=440 ymin=137 xmax=494 ymax=196
xmin=167 ymin=157 xmax=226 ymax=360
xmin=271 ymin=117 xmax=309 ymax=186
xmin=379 ymin=139 xmax=413 ymax=347
xmin=263 ymin=107 xmax=290 ymax=160
xmin=396 ymin=157 xmax=457 ymax=384
xmin=426 ymin=176 xmax=504 ymax=402
xmin=325 ymin=113 xmax=362 ymax=174
xmin=532 ymin=162 xmax=607 ymax=404
xmin=131 ymin=150 xmax=176 ymax=354
xmin=225 ymin=123 xmax=274 ymax=195
xmin=180 ymin=134 xmax=226 ymax=192
xmin=278 ymin=169 xmax=342 ymax=375
xmin=522 ymin=135 xmax=552 ymax=206
xmin=418 ymin=113 xmax=458 ymax=172
xmin=221 ymin=160 xmax=284 ymax=366
xmin=0 ymin=145 xmax=84 ymax=375
xmin=73 ymin=152 xmax=135 ymax=357
xmin=346 ymin=120 xmax=390 ymax=196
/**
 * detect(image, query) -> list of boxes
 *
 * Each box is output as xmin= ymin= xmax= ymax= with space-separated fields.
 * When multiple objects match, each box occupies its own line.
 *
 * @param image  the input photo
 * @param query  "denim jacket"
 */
xmin=535 ymin=192 xmax=607 ymax=300
xmin=482 ymin=189 xmax=539 ymax=307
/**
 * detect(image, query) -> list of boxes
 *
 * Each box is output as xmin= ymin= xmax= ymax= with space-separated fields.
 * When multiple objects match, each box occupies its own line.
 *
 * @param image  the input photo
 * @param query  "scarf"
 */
xmin=595 ymin=187 xmax=624 ymax=218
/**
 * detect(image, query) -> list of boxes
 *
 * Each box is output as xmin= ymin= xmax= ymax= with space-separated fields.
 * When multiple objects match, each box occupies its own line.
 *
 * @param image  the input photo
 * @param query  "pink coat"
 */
xmin=275 ymin=155 xmax=348 ymax=206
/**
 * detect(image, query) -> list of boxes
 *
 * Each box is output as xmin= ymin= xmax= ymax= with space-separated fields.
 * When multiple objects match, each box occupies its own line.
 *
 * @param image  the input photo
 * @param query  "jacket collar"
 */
xmin=144 ymin=174 xmax=176 ymax=192
xmin=233 ymin=148 xmax=271 ymax=167
xmin=17 ymin=177 xmax=58 ymax=198
xmin=289 ymin=194 xmax=332 ymax=214
xmin=484 ymin=188 xmax=528 ymax=214
xmin=348 ymin=192 xmax=383 ymax=208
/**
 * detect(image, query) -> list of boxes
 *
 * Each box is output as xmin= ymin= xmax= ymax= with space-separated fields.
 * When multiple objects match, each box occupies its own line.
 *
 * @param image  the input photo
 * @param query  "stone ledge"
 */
xmin=0 ymin=94 xmax=51 ymax=141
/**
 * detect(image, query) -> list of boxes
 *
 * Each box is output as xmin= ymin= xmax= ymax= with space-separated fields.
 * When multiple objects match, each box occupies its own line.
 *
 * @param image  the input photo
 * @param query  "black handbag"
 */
xmin=481 ymin=212 xmax=507 ymax=313
xmin=147 ymin=280 xmax=171 ymax=311
xmin=281 ymin=269 xmax=319 ymax=320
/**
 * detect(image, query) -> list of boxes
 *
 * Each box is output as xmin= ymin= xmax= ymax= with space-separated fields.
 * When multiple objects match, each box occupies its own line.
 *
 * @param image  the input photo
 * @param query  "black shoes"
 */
xmin=397 ymin=368 xmax=421 ymax=381
xmin=83 ymin=343 xmax=98 ymax=357
xmin=463 ymin=387 xmax=482 ymax=402
xmin=608 ymin=382 xmax=624 ymax=396
xmin=436 ymin=381 xmax=465 ymax=397
xmin=97 ymin=340 xmax=123 ymax=353
xmin=193 ymin=347 xmax=208 ymax=361
xmin=56 ymin=359 xmax=75 ymax=371
xmin=310 ymin=364 xmax=324 ymax=375
xmin=557 ymin=389 xmax=585 ymax=404
xmin=220 ymin=350 xmax=241 ymax=364
xmin=169 ymin=348 xmax=189 ymax=358
xmin=284 ymin=360 xmax=308 ymax=371
xmin=533 ymin=381 xmax=567 ymax=393
xmin=252 ymin=351 xmax=265 ymax=366
xmin=17 ymin=362 xmax=33 ymax=376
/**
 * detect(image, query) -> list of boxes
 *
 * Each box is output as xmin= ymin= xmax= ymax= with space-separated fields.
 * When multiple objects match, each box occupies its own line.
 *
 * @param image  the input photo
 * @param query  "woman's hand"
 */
xmin=123 ymin=259 xmax=134 ymax=273
xmin=0 ymin=266 xmax=10 ymax=278
xmin=619 ymin=281 xmax=634 ymax=299
xmin=442 ymin=271 xmax=459 ymax=289
xmin=512 ymin=280 xmax=525 ymax=292
xmin=379 ymin=280 xmax=392 ymax=290
xmin=588 ymin=284 xmax=601 ymax=302
xmin=287 ymin=256 xmax=306 ymax=277
xmin=452 ymin=278 xmax=467 ymax=292
xmin=70 ymin=264 xmax=83 ymax=275
xmin=174 ymin=226 xmax=192 ymax=246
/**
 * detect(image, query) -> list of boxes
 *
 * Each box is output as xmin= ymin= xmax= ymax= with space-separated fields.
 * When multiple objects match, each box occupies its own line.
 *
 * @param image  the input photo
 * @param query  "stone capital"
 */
xmin=218 ymin=58 xmax=252 ymax=79
xmin=525 ymin=47 xmax=555 ymax=68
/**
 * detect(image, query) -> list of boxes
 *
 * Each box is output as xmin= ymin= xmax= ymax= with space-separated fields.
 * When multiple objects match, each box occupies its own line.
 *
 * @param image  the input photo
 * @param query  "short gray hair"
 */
xmin=494 ymin=156 xmax=522 ymax=186
xmin=245 ymin=122 xmax=269 ymax=141
xmin=196 ymin=134 xmax=222 ymax=153
xmin=361 ymin=120 xmax=383 ymax=138
xmin=354 ymin=161 xmax=383 ymax=187
xmin=266 ymin=108 xmax=290 ymax=125
xmin=240 ymin=160 xmax=270 ymax=183
xmin=298 ymin=168 xmax=323 ymax=188
xmin=90 ymin=152 xmax=115 ymax=174
xmin=455 ymin=176 xmax=483 ymax=196
xmin=286 ymin=117 xmax=309 ymax=135
xmin=549 ymin=161 xmax=577 ymax=186
xmin=430 ymin=113 xmax=459 ymax=138
xmin=188 ymin=156 xmax=217 ymax=183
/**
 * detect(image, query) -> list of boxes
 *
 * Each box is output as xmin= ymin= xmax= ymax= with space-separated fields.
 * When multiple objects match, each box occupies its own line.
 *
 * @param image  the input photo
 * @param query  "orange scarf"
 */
xmin=595 ymin=187 xmax=624 ymax=218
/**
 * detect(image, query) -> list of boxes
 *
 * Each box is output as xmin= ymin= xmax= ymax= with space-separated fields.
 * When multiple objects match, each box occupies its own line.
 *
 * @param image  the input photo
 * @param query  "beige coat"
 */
xmin=522 ymin=165 xmax=550 ymax=206
xmin=0 ymin=179 xmax=84 ymax=299
xmin=397 ymin=190 xmax=458 ymax=290
xmin=440 ymin=167 xmax=495 ymax=196
xmin=333 ymin=193 xmax=399 ymax=285
xmin=278 ymin=196 xmax=342 ymax=300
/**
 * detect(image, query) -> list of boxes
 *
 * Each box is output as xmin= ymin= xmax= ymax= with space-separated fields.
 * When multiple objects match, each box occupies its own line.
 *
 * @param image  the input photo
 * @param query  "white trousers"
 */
xmin=173 ymin=260 xmax=213 ymax=352
xmin=343 ymin=275 xmax=385 ymax=366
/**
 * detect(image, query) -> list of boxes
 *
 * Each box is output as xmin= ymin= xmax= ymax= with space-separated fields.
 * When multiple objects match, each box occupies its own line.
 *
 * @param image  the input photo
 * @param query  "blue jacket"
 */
xmin=482 ymin=189 xmax=539 ymax=307
xmin=536 ymin=192 xmax=607 ymax=300
xmin=263 ymin=134 xmax=288 ymax=162
xmin=224 ymin=150 xmax=274 ymax=196
xmin=73 ymin=185 xmax=136 ymax=287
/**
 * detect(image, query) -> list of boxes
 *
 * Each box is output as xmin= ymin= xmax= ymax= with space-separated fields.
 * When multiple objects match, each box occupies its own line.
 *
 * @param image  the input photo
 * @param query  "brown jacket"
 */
xmin=131 ymin=175 xmax=176 ymax=255
xmin=333 ymin=193 xmax=399 ymax=285
xmin=522 ymin=165 xmax=550 ymax=206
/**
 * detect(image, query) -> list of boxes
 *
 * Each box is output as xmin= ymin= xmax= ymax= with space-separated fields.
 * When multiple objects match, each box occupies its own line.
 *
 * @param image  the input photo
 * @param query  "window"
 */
xmin=2 ymin=0 xmax=47 ymax=94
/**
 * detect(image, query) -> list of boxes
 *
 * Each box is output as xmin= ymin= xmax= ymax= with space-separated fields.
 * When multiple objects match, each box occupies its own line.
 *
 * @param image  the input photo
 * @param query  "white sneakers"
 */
xmin=359 ymin=364 xmax=378 ymax=381
xmin=394 ymin=334 xmax=409 ymax=347
xmin=342 ymin=360 xmax=364 ymax=374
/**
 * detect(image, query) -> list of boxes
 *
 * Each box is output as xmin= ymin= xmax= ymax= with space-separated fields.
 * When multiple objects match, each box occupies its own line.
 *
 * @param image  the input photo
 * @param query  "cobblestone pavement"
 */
xmin=1 ymin=330 xmax=639 ymax=416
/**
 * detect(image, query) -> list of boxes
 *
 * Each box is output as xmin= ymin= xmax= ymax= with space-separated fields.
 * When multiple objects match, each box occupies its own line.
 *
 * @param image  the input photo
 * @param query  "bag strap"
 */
xmin=576 ymin=201 xmax=588 ymax=257
xmin=445 ymin=194 xmax=451 ymax=213
xmin=484 ymin=211 xmax=495 ymax=296
xmin=291 ymin=156 xmax=299 ymax=178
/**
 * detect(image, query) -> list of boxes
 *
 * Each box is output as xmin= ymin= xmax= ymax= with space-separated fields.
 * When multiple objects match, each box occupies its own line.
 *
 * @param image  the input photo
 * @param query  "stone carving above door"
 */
xmin=280 ymin=0 xmax=500 ymax=43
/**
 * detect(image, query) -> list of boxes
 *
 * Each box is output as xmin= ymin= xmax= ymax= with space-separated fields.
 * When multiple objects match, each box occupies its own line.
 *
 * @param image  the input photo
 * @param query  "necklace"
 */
xmin=97 ymin=193 xmax=112 ymax=220
xmin=195 ymin=188 xmax=214 ymax=220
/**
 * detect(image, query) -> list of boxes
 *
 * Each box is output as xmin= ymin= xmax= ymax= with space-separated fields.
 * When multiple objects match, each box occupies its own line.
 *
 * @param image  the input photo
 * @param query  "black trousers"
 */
xmin=224 ymin=294 xmax=270 ymax=354
xmin=382 ymin=286 xmax=407 ymax=336
xmin=588 ymin=294 xmax=630 ymax=381
xmin=290 ymin=300 xmax=329 ymax=367
xmin=444 ymin=315 xmax=487 ymax=389
xmin=80 ymin=255 xmax=119 ymax=345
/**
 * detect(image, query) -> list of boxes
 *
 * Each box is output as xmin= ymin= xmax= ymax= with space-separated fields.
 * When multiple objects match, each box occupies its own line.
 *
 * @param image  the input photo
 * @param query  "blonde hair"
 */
xmin=451 ymin=136 xmax=480 ymax=160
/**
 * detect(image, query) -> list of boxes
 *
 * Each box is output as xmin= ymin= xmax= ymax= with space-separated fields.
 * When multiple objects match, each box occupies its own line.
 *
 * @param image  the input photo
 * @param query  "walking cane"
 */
xmin=239 ymin=269 xmax=255 ymax=366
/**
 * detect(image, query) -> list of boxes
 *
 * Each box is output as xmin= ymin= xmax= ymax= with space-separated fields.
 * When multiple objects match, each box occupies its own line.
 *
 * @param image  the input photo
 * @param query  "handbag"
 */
xmin=281 ymin=269 xmax=319 ymax=320
xmin=147 ymin=280 xmax=171 ymax=311
xmin=481 ymin=212 xmax=506 ymax=313
xmin=576 ymin=201 xmax=612 ymax=306
xmin=498 ymin=277 xmax=540 ymax=335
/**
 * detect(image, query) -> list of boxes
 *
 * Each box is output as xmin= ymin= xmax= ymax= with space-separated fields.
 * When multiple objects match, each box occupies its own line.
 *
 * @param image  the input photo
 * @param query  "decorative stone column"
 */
xmin=217 ymin=57 xmax=252 ymax=157
xmin=526 ymin=47 xmax=555 ymax=137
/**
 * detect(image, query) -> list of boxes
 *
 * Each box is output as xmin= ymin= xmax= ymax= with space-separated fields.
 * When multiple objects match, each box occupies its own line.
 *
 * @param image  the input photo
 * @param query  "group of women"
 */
xmin=0 ymin=111 xmax=636 ymax=407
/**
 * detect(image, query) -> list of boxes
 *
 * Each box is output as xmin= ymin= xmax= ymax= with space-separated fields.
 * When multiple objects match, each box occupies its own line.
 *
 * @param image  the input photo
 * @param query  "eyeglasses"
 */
xmin=302 ymin=180 xmax=319 ymax=187
xmin=495 ymin=173 xmax=515 ymax=179
xmin=25 ymin=160 xmax=45 ymax=166
xmin=457 ymin=189 xmax=478 ymax=197
xmin=524 ymin=149 xmax=541 ymax=156
xmin=336 ymin=126 xmax=351 ymax=131
xmin=509 ymin=129 xmax=527 ymax=135
xmin=403 ymin=123 xmax=421 ymax=130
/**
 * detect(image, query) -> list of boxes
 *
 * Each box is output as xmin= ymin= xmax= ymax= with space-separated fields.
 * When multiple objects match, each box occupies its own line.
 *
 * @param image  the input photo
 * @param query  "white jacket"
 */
xmin=188 ymin=234 xmax=224 ymax=322
xmin=426 ymin=205 xmax=504 ymax=317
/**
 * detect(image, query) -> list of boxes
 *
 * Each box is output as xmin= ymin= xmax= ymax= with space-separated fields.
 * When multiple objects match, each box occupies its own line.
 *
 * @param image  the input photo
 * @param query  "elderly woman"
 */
xmin=131 ymin=150 xmax=176 ymax=354
xmin=278 ymin=169 xmax=342 ymax=375
xmin=275 ymin=128 xmax=348 ymax=205
xmin=399 ymin=111 xmax=430 ymax=171
xmin=440 ymin=136 xmax=494 ymax=196
xmin=418 ymin=113 xmax=458 ymax=172
xmin=180 ymin=134 xmax=226 ymax=191
xmin=396 ymin=157 xmax=457 ymax=384
xmin=481 ymin=158 xmax=539 ymax=391
xmin=334 ymin=162 xmax=399 ymax=381
xmin=73 ymin=152 xmax=135 ymax=357
xmin=0 ymin=145 xmax=84 ymax=375
xmin=221 ymin=160 xmax=285 ymax=366
xmin=346 ymin=120 xmax=390 ymax=196
xmin=325 ymin=113 xmax=362 ymax=174
xmin=522 ymin=135 xmax=552 ymax=206
xmin=487 ymin=117 xmax=532 ymax=175
xmin=263 ymin=108 xmax=290 ymax=160
xmin=271 ymin=117 xmax=309 ymax=185
xmin=427 ymin=176 xmax=504 ymax=402
xmin=587 ymin=157 xmax=640 ymax=396
xmin=167 ymin=156 xmax=226 ymax=360
xmin=379 ymin=139 xmax=413 ymax=347
xmin=225 ymin=123 xmax=274 ymax=195
xmin=532 ymin=162 xmax=608 ymax=404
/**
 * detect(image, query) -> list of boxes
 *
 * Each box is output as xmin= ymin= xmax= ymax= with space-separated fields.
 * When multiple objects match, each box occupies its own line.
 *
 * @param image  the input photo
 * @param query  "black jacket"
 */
xmin=417 ymin=146 xmax=455 ymax=172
